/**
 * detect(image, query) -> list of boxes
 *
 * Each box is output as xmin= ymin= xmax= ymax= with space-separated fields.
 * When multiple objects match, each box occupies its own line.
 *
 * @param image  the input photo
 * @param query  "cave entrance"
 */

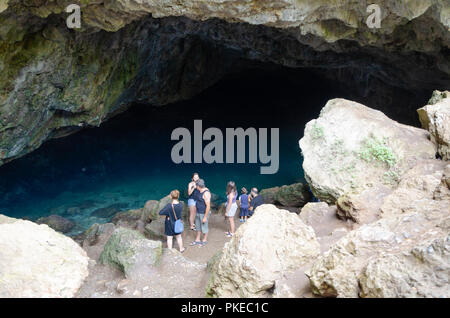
xmin=0 ymin=66 xmax=433 ymax=233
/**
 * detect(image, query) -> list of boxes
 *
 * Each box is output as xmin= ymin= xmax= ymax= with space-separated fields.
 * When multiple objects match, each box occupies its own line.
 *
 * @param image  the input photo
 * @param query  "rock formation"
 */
xmin=206 ymin=204 xmax=320 ymax=297
xmin=307 ymin=206 xmax=449 ymax=298
xmin=260 ymin=182 xmax=310 ymax=207
xmin=0 ymin=215 xmax=89 ymax=297
xmin=299 ymin=202 xmax=351 ymax=252
xmin=35 ymin=214 xmax=76 ymax=233
xmin=379 ymin=160 xmax=449 ymax=218
xmin=359 ymin=233 xmax=449 ymax=298
xmin=299 ymin=98 xmax=437 ymax=203
xmin=302 ymin=95 xmax=450 ymax=298
xmin=0 ymin=1 xmax=448 ymax=165
xmin=99 ymin=227 xmax=163 ymax=279
xmin=418 ymin=90 xmax=450 ymax=160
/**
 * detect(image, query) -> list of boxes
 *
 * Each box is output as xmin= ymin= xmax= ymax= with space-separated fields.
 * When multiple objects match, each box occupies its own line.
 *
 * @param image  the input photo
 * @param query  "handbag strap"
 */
xmin=171 ymin=203 xmax=178 ymax=221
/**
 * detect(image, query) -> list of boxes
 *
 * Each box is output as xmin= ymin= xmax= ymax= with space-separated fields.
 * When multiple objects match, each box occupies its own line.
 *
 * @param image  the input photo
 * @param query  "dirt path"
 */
xmin=181 ymin=214 xmax=241 ymax=263
xmin=76 ymin=207 xmax=348 ymax=298
xmin=76 ymin=213 xmax=241 ymax=298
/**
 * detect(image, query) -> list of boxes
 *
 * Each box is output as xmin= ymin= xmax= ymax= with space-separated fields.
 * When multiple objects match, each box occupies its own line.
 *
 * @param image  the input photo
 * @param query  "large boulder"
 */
xmin=144 ymin=218 xmax=166 ymax=240
xmin=99 ymin=227 xmax=162 ymax=278
xmin=82 ymin=222 xmax=116 ymax=247
xmin=142 ymin=200 xmax=162 ymax=222
xmin=380 ymin=160 xmax=449 ymax=218
xmin=299 ymin=99 xmax=436 ymax=203
xmin=359 ymin=233 xmax=450 ymax=298
xmin=307 ymin=205 xmax=450 ymax=298
xmin=336 ymin=185 xmax=392 ymax=224
xmin=142 ymin=196 xmax=188 ymax=222
xmin=112 ymin=209 xmax=143 ymax=225
xmin=35 ymin=214 xmax=75 ymax=233
xmin=417 ymin=90 xmax=450 ymax=160
xmin=206 ymin=204 xmax=320 ymax=297
xmin=260 ymin=183 xmax=311 ymax=207
xmin=110 ymin=196 xmax=189 ymax=238
xmin=0 ymin=216 xmax=89 ymax=297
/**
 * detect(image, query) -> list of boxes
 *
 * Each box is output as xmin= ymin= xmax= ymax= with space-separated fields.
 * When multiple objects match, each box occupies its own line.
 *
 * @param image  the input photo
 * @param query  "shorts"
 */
xmin=240 ymin=207 xmax=249 ymax=217
xmin=195 ymin=213 xmax=210 ymax=234
xmin=188 ymin=199 xmax=196 ymax=207
xmin=226 ymin=203 xmax=238 ymax=217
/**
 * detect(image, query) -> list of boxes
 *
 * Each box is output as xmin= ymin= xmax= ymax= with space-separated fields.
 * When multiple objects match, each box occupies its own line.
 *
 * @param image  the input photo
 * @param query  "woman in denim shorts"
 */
xmin=187 ymin=173 xmax=200 ymax=230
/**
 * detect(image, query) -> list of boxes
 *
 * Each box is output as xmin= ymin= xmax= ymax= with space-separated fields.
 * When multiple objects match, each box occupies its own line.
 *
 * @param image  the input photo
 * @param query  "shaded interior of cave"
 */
xmin=0 ymin=66 xmax=434 ymax=234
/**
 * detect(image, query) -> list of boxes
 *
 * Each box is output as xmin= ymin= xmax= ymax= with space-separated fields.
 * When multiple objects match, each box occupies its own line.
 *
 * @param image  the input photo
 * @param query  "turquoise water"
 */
xmin=0 ymin=69 xmax=343 ymax=234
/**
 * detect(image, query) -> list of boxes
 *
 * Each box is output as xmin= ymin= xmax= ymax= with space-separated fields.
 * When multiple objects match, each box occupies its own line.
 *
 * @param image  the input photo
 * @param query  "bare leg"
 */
xmin=175 ymin=234 xmax=184 ymax=252
xmin=189 ymin=206 xmax=197 ymax=229
xmin=230 ymin=217 xmax=235 ymax=234
xmin=195 ymin=231 xmax=201 ymax=242
xmin=202 ymin=232 xmax=208 ymax=242
xmin=167 ymin=235 xmax=173 ymax=249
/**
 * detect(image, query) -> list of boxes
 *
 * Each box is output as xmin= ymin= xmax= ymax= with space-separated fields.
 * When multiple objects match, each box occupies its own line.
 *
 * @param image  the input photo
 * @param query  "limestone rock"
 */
xmin=417 ymin=90 xmax=450 ymax=160
xmin=112 ymin=208 xmax=144 ymax=226
xmin=359 ymin=234 xmax=450 ymax=298
xmin=380 ymin=160 xmax=449 ymax=218
xmin=336 ymin=185 xmax=391 ymax=224
xmin=299 ymin=202 xmax=351 ymax=252
xmin=144 ymin=218 xmax=165 ymax=240
xmin=82 ymin=222 xmax=116 ymax=247
xmin=0 ymin=1 xmax=448 ymax=167
xmin=206 ymin=204 xmax=320 ymax=297
xmin=0 ymin=214 xmax=18 ymax=224
xmin=35 ymin=214 xmax=76 ymax=233
xmin=260 ymin=183 xmax=310 ymax=207
xmin=307 ymin=207 xmax=450 ymax=298
xmin=299 ymin=202 xmax=344 ymax=237
xmin=143 ymin=195 xmax=185 ymax=221
xmin=435 ymin=163 xmax=450 ymax=201
xmin=142 ymin=200 xmax=162 ymax=222
xmin=99 ymin=227 xmax=162 ymax=278
xmin=299 ymin=98 xmax=436 ymax=203
xmin=4 ymin=0 xmax=449 ymax=45
xmin=0 ymin=216 xmax=89 ymax=297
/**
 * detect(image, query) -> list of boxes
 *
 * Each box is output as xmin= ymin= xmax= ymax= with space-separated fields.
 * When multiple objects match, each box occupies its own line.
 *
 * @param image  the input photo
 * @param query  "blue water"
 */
xmin=0 ymin=69 xmax=343 ymax=234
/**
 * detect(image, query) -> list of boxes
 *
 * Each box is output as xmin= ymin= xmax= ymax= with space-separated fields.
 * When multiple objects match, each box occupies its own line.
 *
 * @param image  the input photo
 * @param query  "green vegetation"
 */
xmin=383 ymin=170 xmax=400 ymax=185
xmin=311 ymin=122 xmax=325 ymax=141
xmin=358 ymin=135 xmax=397 ymax=168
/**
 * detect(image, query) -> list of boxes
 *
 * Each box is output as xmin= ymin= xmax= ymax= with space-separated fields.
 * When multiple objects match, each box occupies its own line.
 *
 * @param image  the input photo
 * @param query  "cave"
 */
xmin=0 ymin=12 xmax=446 ymax=233
xmin=1 ymin=1 xmax=449 ymax=300
xmin=0 ymin=63 xmax=436 ymax=232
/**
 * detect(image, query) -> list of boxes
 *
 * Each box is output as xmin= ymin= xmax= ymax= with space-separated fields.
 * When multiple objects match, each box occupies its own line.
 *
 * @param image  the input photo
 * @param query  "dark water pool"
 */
xmin=0 ymin=68 xmax=345 ymax=233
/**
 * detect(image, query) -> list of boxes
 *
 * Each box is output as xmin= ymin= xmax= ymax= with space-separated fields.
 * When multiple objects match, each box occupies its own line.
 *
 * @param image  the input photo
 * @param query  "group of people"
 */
xmin=158 ymin=172 xmax=265 ymax=252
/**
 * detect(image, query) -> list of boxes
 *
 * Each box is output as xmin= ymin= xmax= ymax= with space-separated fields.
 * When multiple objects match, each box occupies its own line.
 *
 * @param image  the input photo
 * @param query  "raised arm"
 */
xmin=188 ymin=182 xmax=195 ymax=196
xmin=159 ymin=203 xmax=170 ymax=217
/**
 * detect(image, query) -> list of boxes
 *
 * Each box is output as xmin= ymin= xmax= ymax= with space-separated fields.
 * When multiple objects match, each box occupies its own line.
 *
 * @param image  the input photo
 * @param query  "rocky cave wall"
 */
xmin=0 ymin=0 xmax=449 ymax=166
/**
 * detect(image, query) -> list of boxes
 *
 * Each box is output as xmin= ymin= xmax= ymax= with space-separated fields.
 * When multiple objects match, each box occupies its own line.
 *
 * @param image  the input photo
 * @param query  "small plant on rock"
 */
xmin=311 ymin=122 xmax=325 ymax=141
xmin=358 ymin=135 xmax=397 ymax=168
